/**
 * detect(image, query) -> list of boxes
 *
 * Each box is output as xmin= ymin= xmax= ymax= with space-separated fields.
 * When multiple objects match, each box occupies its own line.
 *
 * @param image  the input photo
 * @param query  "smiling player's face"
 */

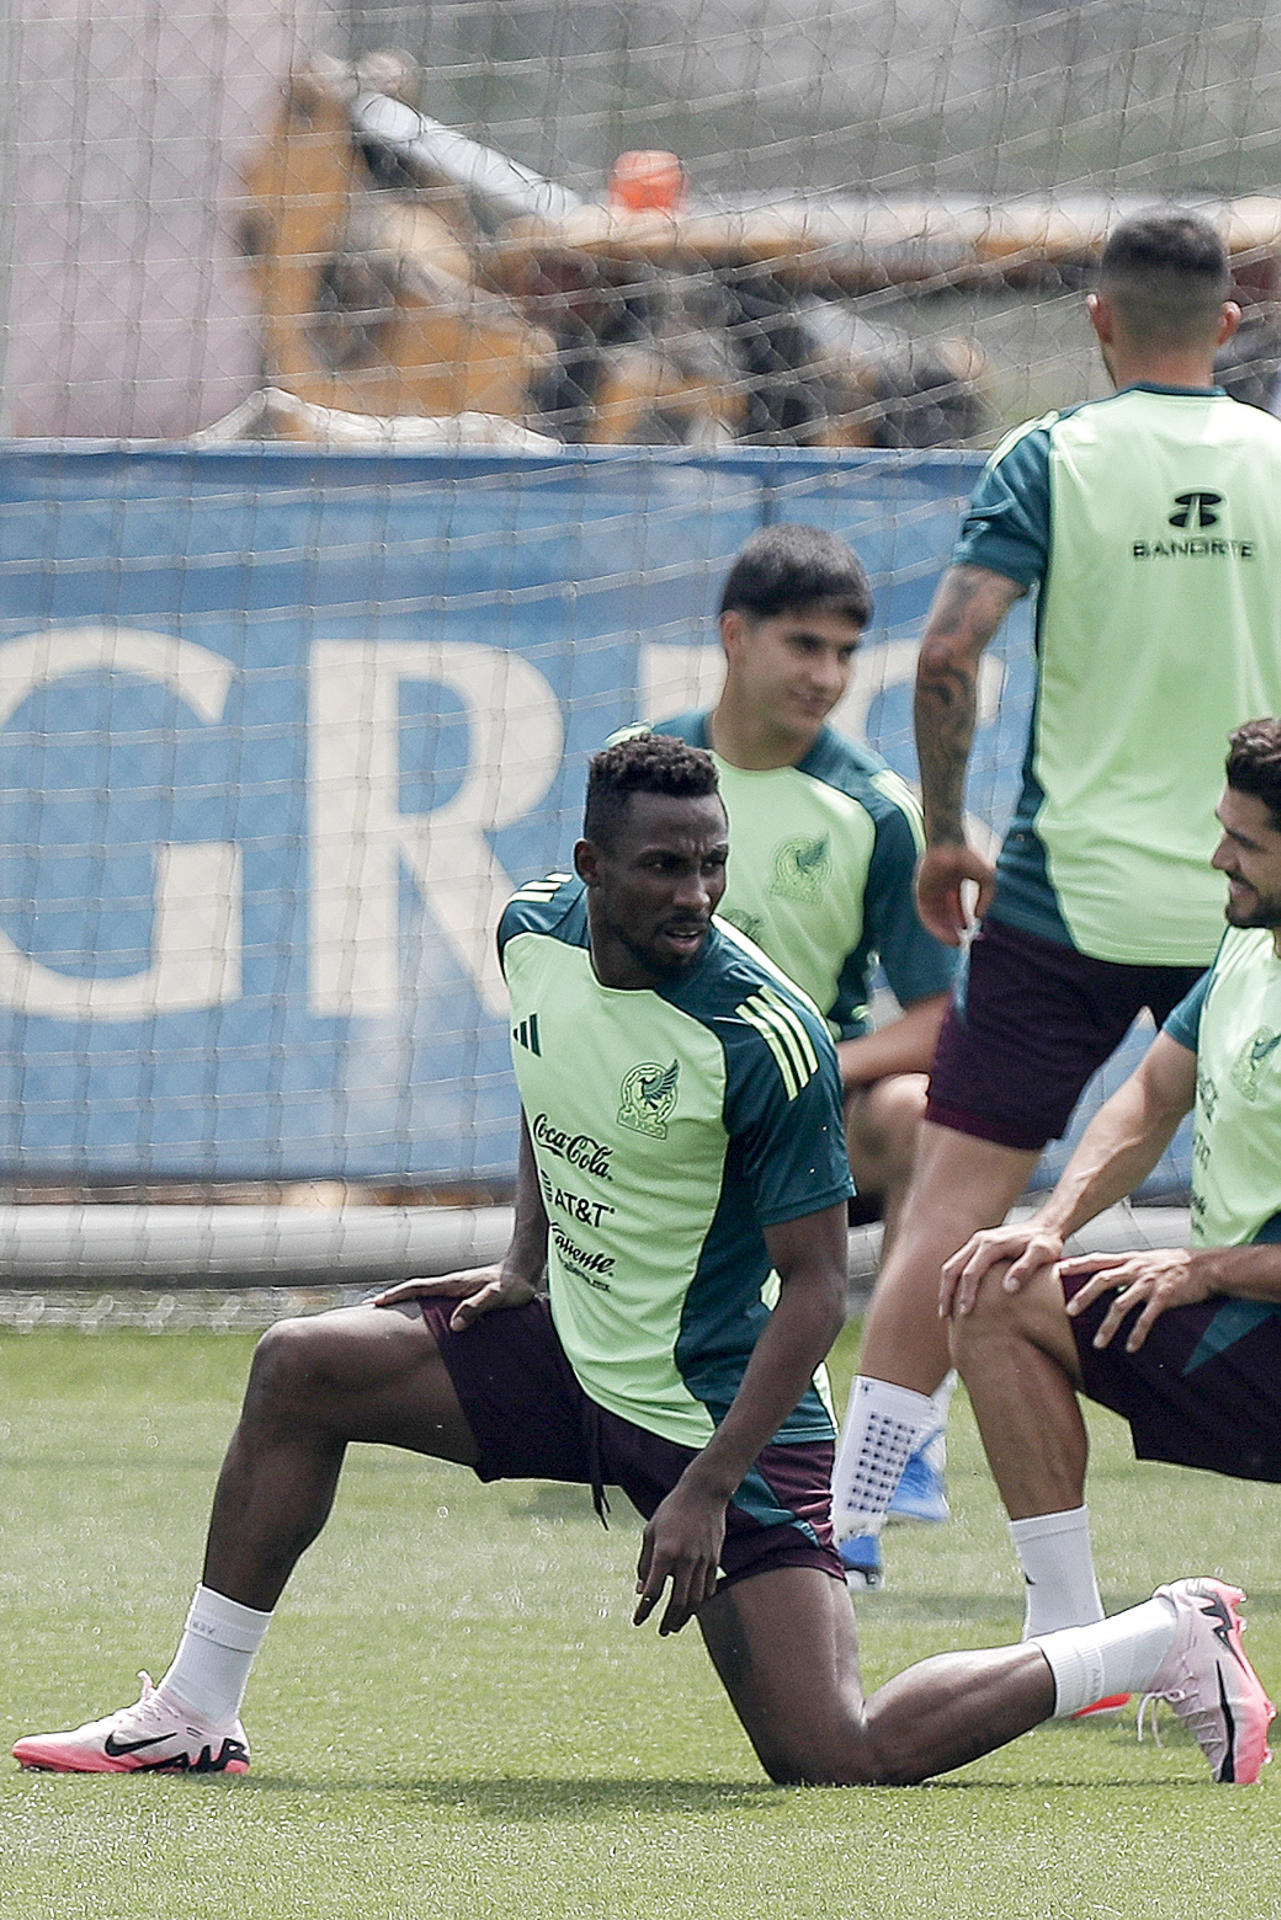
xmin=1211 ymin=786 xmax=1281 ymax=945
xmin=576 ymin=790 xmax=729 ymax=991
xmin=721 ymin=605 xmax=862 ymax=756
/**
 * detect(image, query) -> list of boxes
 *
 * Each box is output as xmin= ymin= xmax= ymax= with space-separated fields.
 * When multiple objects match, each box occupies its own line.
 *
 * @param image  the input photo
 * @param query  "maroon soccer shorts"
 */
xmin=925 ymin=916 xmax=1205 ymax=1152
xmin=1062 ymin=1268 xmax=1281 ymax=1482
xmin=417 ymin=1294 xmax=845 ymax=1588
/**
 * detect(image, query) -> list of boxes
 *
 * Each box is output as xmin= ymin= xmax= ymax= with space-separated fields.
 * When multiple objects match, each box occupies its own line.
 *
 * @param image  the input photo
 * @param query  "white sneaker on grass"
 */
xmin=1139 ymin=1578 xmax=1273 ymax=1784
xmin=13 ymin=1671 xmax=250 ymax=1775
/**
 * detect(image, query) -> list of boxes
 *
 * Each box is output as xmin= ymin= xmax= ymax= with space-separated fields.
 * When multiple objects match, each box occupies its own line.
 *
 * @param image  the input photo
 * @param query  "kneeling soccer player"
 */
xmin=14 ymin=736 xmax=1273 ymax=1787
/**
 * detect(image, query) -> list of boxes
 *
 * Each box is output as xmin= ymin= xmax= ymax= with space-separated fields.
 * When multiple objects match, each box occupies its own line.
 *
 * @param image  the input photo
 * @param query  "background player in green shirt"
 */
xmin=834 ymin=209 xmax=1281 ymax=1594
xmin=944 ymin=720 xmax=1281 ymax=1642
xmin=14 ymin=736 xmax=1268 ymax=1787
xmin=649 ymin=524 xmax=960 ymax=1547
xmin=651 ymin=525 xmax=956 ymax=1248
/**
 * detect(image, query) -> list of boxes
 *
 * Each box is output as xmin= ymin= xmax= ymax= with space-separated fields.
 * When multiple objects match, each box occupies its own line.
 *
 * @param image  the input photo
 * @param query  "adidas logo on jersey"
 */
xmin=512 ymin=1013 xmax=541 ymax=1055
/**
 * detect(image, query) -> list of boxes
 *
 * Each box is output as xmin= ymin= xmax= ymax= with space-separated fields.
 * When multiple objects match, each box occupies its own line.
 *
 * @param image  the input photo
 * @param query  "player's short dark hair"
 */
xmin=584 ymin=731 xmax=721 ymax=847
xmin=717 ymin=523 xmax=873 ymax=628
xmin=1098 ymin=210 xmax=1230 ymax=345
xmin=1226 ymin=718 xmax=1281 ymax=830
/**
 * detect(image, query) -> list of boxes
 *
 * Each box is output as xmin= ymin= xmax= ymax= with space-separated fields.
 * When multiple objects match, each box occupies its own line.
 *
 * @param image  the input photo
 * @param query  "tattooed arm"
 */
xmin=913 ymin=564 xmax=1026 ymax=946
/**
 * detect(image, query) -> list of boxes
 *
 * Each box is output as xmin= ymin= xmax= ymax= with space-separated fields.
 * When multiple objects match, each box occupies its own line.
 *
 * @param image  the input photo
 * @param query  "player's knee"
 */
xmin=244 ymin=1313 xmax=328 ymax=1414
xmin=756 ymin=1724 xmax=920 ymax=1788
xmin=949 ymin=1262 xmax=1057 ymax=1376
xmin=847 ymin=1072 xmax=927 ymax=1183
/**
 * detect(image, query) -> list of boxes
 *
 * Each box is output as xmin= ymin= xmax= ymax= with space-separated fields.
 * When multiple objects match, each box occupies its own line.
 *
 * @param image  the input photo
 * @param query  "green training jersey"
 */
xmin=647 ymin=715 xmax=957 ymax=1037
xmin=1164 ymin=927 xmax=1281 ymax=1248
xmin=498 ymin=873 xmax=853 ymax=1452
xmin=955 ymin=384 xmax=1281 ymax=966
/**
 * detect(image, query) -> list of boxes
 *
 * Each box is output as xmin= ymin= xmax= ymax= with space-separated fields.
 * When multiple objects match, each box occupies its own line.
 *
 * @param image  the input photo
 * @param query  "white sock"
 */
xmin=1031 ymin=1594 xmax=1179 ymax=1717
xmin=927 ymin=1370 xmax=957 ymax=1429
xmin=1010 ymin=1507 xmax=1105 ymax=1638
xmin=831 ymin=1376 xmax=933 ymax=1541
xmin=155 ymin=1584 xmax=273 ymax=1726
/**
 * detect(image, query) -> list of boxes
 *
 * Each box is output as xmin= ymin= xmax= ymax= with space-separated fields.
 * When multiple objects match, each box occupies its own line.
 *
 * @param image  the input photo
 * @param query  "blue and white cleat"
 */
xmin=839 ymin=1533 xmax=883 ymax=1591
xmin=887 ymin=1426 xmax=950 ymax=1525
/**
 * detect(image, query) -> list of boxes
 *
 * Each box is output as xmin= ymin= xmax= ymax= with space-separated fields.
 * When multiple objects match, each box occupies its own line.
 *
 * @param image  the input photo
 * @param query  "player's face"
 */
xmin=722 ymin=606 xmax=862 ymax=751
xmin=577 ymin=790 xmax=729 ymax=990
xmin=1211 ymin=787 xmax=1281 ymax=939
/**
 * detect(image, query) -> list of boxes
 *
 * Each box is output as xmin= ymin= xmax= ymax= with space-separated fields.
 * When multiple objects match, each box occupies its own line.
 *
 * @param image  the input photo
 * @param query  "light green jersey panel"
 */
xmin=716 ymin=760 xmax=874 ymax=1023
xmin=649 ymin=715 xmax=956 ymax=1034
xmin=1033 ymin=393 xmax=1281 ymax=960
xmin=507 ymin=928 xmax=727 ymax=1447
xmin=499 ymin=877 xmax=852 ymax=1451
xmin=1186 ymin=928 xmax=1281 ymax=1248
xmin=1032 ymin=389 xmax=1281 ymax=963
xmin=960 ymin=385 xmax=1281 ymax=964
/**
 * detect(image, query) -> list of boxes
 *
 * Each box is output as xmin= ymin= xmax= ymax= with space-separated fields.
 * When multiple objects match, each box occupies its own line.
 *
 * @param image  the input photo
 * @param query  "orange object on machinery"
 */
xmin=607 ymin=151 xmax=688 ymax=215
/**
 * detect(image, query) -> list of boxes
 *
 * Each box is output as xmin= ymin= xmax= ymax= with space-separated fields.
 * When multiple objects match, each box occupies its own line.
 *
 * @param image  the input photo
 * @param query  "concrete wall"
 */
xmin=9 ymin=0 xmax=338 ymax=438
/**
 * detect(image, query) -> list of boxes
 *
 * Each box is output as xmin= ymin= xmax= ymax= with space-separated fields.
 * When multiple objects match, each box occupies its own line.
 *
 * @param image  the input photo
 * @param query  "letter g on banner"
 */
xmin=0 ymin=628 xmax=242 ymax=1020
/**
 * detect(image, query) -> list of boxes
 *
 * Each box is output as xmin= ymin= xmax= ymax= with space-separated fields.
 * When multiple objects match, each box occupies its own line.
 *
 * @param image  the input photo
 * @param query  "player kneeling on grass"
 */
xmin=946 ymin=719 xmax=1281 ymax=1678
xmin=13 ymin=736 xmax=1273 ymax=1787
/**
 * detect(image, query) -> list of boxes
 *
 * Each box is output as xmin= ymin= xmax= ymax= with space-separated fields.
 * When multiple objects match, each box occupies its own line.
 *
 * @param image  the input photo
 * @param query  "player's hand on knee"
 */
xmin=940 ymin=1223 xmax=1064 ymax=1317
xmin=633 ymin=1483 xmax=724 ymax=1636
xmin=371 ymin=1264 xmax=538 ymax=1332
xmin=1061 ymin=1249 xmax=1211 ymax=1353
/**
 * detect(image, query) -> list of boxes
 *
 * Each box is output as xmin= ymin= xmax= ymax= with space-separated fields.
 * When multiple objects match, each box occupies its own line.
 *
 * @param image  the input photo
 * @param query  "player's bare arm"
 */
xmin=373 ymin=1113 xmax=547 ymax=1331
xmin=633 ymin=1199 xmax=849 ymax=1637
xmin=835 ymin=990 xmax=949 ymax=1091
xmin=941 ymin=1032 xmax=1198 ymax=1317
xmin=913 ymin=564 xmax=1024 ymax=944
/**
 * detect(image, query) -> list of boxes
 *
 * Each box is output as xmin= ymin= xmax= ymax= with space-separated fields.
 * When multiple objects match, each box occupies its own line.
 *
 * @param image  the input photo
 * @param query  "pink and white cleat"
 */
xmin=1140 ymin=1578 xmax=1274 ymax=1784
xmin=13 ymin=1672 xmax=249 ymax=1775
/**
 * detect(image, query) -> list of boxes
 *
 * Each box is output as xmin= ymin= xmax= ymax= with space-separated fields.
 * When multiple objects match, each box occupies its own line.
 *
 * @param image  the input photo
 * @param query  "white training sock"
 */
xmin=928 ymin=1370 xmax=957 ymax=1428
xmin=831 ymin=1376 xmax=934 ymax=1541
xmin=156 ymin=1584 xmax=273 ymax=1727
xmin=1010 ymin=1507 xmax=1105 ymax=1638
xmin=1031 ymin=1594 xmax=1179 ymax=1717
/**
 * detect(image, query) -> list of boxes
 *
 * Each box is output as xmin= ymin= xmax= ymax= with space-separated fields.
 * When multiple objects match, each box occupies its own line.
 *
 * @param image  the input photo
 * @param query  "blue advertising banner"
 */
xmin=0 ymin=444 xmax=1179 ymax=1187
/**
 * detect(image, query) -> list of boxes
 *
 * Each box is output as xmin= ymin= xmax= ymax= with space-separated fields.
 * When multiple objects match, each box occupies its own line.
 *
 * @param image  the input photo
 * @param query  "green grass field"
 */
xmin=3 ymin=1319 xmax=1280 ymax=1920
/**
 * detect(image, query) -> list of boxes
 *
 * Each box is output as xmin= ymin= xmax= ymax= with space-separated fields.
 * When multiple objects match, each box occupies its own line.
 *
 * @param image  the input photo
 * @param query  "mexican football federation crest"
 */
xmin=1229 ymin=1026 xmax=1281 ymax=1101
xmin=618 ymin=1058 xmax=680 ymax=1138
xmin=769 ymin=833 xmax=830 ymax=904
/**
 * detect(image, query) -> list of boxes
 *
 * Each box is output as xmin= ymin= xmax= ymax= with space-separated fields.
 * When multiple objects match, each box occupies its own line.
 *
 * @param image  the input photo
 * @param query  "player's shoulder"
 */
xmin=676 ymin=925 xmax=833 ymax=1091
xmin=1210 ymin=924 xmax=1277 ymax=981
xmin=982 ymin=408 xmax=1061 ymax=473
xmin=799 ymin=729 xmax=921 ymax=829
xmin=498 ymin=872 xmax=586 ymax=953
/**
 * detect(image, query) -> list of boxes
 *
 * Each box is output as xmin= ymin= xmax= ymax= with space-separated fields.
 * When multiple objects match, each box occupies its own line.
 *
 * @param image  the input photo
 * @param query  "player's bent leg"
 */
xmin=953 ymin=1265 xmax=1111 ymax=1644
xmin=831 ymin=1125 xmax=1038 ymax=1579
xmin=13 ymin=1302 xmax=483 ymax=1775
xmin=697 ymin=1564 xmax=1054 ymax=1785
xmin=844 ymin=1072 xmax=928 ymax=1254
xmin=203 ymin=1301 xmax=481 ymax=1612
xmin=857 ymin=1122 xmax=1040 ymax=1391
xmin=950 ymin=1262 xmax=1087 ymax=1522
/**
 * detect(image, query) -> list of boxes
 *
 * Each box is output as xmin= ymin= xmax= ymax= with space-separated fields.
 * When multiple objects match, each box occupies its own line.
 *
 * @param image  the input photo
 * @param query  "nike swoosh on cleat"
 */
xmin=103 ymin=1731 xmax=172 ymax=1757
xmin=1200 ymin=1592 xmax=1248 ymax=1668
xmin=1217 ymin=1668 xmax=1237 ymax=1784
